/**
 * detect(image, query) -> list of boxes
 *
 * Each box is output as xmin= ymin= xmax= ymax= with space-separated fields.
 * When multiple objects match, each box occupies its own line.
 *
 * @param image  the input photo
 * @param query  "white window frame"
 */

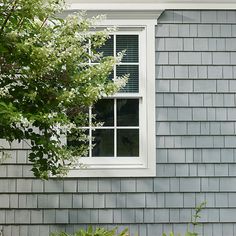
xmin=87 ymin=30 xmax=143 ymax=159
xmin=67 ymin=18 xmax=156 ymax=177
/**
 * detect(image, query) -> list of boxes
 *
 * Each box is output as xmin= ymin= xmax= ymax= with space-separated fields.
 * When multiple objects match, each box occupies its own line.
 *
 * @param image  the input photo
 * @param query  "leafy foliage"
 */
xmin=191 ymin=201 xmax=207 ymax=227
xmin=162 ymin=231 xmax=198 ymax=236
xmin=0 ymin=0 xmax=127 ymax=179
xmin=50 ymin=226 xmax=129 ymax=236
xmin=162 ymin=202 xmax=206 ymax=236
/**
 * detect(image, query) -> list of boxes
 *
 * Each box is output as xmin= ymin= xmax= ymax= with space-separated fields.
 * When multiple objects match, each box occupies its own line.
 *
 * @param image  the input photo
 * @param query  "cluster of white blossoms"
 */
xmin=62 ymin=122 xmax=77 ymax=134
xmin=113 ymin=76 xmax=128 ymax=89
xmin=12 ymin=114 xmax=32 ymax=130
xmin=66 ymin=89 xmax=76 ymax=103
xmin=43 ymin=112 xmax=58 ymax=119
xmin=43 ymin=112 xmax=77 ymax=133
xmin=53 ymin=122 xmax=77 ymax=134
xmin=0 ymin=77 xmax=24 ymax=98
xmin=62 ymin=87 xmax=80 ymax=103
xmin=0 ymin=86 xmax=10 ymax=97
xmin=50 ymin=122 xmax=76 ymax=144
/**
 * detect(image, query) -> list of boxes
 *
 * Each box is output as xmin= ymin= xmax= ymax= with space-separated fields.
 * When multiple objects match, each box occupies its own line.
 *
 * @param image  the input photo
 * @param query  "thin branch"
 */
xmin=23 ymin=139 xmax=32 ymax=149
xmin=40 ymin=17 xmax=48 ymax=29
xmin=0 ymin=0 xmax=19 ymax=35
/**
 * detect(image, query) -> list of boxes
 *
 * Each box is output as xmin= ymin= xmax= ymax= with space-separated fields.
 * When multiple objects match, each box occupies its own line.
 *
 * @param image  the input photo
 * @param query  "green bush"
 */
xmin=162 ymin=232 xmax=198 ymax=236
xmin=50 ymin=226 xmax=129 ymax=236
xmin=162 ymin=201 xmax=207 ymax=236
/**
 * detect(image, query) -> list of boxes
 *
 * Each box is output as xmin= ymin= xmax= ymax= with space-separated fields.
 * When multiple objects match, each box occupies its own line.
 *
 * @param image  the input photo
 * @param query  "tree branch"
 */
xmin=40 ymin=17 xmax=48 ymax=29
xmin=0 ymin=0 xmax=18 ymax=35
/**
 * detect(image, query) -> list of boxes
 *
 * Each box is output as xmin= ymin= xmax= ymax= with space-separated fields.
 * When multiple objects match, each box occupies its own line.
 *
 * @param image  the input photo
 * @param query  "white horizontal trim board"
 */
xmin=67 ymin=3 xmax=236 ymax=10
xmin=67 ymin=0 xmax=236 ymax=3
xmin=62 ymin=8 xmax=162 ymax=20
xmin=67 ymin=168 xmax=156 ymax=177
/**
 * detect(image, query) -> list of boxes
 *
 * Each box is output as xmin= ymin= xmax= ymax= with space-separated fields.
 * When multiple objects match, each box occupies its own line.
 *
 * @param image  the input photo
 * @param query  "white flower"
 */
xmin=113 ymin=76 xmax=128 ymax=88
xmin=11 ymin=114 xmax=32 ymax=130
xmin=0 ymin=79 xmax=24 ymax=98
xmin=43 ymin=112 xmax=58 ymax=119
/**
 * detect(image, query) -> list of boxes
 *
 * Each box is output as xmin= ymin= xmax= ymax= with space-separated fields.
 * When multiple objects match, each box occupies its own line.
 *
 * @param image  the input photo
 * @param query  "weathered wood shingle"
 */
xmin=2 ymin=10 xmax=236 ymax=236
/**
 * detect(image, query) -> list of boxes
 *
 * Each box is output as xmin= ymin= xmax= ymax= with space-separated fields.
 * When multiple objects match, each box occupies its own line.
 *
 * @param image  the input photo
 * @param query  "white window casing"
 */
xmin=64 ymin=7 xmax=162 ymax=177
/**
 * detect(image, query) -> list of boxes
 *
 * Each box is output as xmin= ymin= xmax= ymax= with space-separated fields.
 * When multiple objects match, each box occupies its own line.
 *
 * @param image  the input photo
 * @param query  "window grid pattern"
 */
xmin=87 ymin=33 xmax=140 ymax=158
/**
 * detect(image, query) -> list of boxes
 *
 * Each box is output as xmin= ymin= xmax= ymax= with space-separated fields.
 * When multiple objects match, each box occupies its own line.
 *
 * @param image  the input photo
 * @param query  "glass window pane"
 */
xmin=93 ymin=99 xmax=114 ymax=126
xmin=92 ymin=129 xmax=114 ymax=157
xmin=117 ymin=99 xmax=139 ymax=126
xmin=97 ymin=35 xmax=114 ymax=57
xmin=116 ymin=65 xmax=139 ymax=93
xmin=117 ymin=129 xmax=139 ymax=157
xmin=116 ymin=35 xmax=139 ymax=63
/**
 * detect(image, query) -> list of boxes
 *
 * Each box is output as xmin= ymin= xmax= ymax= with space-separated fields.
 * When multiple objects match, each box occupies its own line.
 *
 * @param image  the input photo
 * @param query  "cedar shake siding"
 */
xmin=1 ymin=10 xmax=236 ymax=236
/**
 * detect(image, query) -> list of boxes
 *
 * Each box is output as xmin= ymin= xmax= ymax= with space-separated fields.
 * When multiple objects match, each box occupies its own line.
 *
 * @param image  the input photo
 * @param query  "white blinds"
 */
xmin=98 ymin=34 xmax=139 ymax=93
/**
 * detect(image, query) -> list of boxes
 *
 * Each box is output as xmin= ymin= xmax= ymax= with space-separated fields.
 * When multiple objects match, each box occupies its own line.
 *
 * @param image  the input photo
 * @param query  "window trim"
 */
xmin=88 ymin=31 xmax=142 ymax=159
xmin=68 ymin=2 xmax=236 ymax=11
xmin=67 ymin=19 xmax=156 ymax=177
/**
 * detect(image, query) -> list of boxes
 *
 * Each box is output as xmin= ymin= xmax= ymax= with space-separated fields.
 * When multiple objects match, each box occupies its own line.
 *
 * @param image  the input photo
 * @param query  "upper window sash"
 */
xmin=90 ymin=28 xmax=146 ymax=96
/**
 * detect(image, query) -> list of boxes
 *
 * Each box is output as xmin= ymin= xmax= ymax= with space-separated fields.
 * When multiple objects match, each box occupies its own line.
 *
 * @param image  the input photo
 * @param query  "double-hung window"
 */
xmin=91 ymin=33 xmax=141 ymax=159
xmin=67 ymin=18 xmax=156 ymax=177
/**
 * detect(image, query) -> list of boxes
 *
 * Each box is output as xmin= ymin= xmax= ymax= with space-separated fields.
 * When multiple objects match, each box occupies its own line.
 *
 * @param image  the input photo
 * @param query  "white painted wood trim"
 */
xmin=67 ymin=167 xmax=155 ymax=177
xmin=145 ymin=22 xmax=156 ymax=178
xmin=66 ymin=21 xmax=156 ymax=178
xmin=63 ymin=4 xmax=163 ymax=20
xmin=67 ymin=3 xmax=236 ymax=10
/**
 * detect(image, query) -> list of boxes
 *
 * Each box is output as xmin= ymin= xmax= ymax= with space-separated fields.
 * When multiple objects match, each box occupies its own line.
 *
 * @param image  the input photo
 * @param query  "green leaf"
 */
xmin=0 ymin=0 xmax=124 ymax=179
xmin=87 ymin=226 xmax=93 ymax=235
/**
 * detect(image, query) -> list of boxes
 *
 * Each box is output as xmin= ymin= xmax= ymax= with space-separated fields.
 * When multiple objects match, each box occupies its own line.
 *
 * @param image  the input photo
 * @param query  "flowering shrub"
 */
xmin=0 ymin=0 xmax=127 ymax=179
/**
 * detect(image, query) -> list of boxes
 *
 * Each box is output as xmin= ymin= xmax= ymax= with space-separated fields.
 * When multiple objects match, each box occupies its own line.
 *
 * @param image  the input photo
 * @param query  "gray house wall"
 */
xmin=1 ymin=10 xmax=236 ymax=236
